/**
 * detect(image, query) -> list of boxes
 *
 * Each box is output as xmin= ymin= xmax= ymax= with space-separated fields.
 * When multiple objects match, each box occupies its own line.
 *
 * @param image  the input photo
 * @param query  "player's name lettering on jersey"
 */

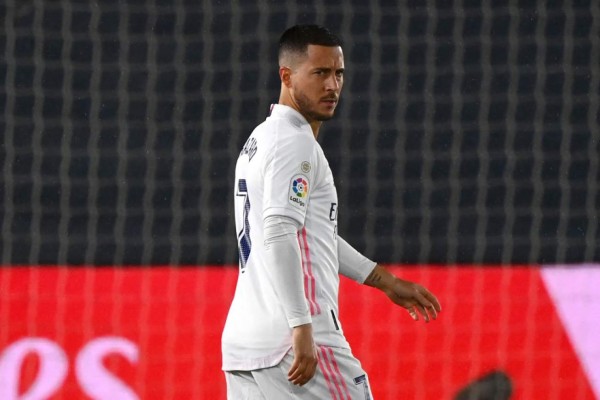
xmin=239 ymin=137 xmax=258 ymax=161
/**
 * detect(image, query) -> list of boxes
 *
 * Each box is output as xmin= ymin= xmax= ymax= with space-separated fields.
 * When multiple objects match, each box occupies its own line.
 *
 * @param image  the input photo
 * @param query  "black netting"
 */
xmin=1 ymin=1 xmax=599 ymax=265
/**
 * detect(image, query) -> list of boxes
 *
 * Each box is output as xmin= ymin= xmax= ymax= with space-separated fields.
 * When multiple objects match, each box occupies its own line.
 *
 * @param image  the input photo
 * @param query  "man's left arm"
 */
xmin=337 ymin=236 xmax=377 ymax=283
xmin=338 ymin=236 xmax=441 ymax=322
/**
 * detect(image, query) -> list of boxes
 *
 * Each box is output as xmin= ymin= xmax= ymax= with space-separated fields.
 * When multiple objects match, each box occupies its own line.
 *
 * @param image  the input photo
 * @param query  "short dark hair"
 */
xmin=278 ymin=24 xmax=342 ymax=66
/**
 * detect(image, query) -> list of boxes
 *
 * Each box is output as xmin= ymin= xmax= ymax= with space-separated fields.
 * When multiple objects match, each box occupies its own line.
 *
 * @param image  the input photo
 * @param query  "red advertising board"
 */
xmin=0 ymin=266 xmax=597 ymax=399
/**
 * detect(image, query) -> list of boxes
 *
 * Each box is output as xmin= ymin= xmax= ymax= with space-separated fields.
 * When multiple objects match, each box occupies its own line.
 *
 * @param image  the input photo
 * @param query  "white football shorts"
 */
xmin=225 ymin=346 xmax=373 ymax=400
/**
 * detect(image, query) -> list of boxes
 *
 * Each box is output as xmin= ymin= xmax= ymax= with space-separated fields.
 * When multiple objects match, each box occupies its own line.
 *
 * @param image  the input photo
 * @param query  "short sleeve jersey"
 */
xmin=222 ymin=105 xmax=350 ymax=371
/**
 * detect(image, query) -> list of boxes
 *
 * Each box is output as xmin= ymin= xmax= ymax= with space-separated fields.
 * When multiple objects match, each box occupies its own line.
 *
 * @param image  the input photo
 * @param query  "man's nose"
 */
xmin=325 ymin=75 xmax=340 ymax=91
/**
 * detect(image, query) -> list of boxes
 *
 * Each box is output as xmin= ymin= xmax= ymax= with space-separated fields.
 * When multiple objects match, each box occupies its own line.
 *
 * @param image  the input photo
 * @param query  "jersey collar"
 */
xmin=269 ymin=104 xmax=311 ymax=131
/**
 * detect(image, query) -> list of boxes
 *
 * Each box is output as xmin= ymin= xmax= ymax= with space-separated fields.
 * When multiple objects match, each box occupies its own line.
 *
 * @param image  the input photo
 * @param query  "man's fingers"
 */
xmin=288 ymin=366 xmax=305 ymax=384
xmin=288 ymin=358 xmax=303 ymax=380
xmin=391 ymin=280 xmax=441 ymax=323
xmin=418 ymin=295 xmax=437 ymax=320
xmin=291 ymin=368 xmax=311 ymax=385
xmin=300 ymin=362 xmax=317 ymax=385
xmin=412 ymin=291 xmax=435 ymax=319
xmin=423 ymin=290 xmax=442 ymax=312
xmin=289 ymin=367 xmax=314 ymax=386
xmin=288 ymin=355 xmax=317 ymax=386
xmin=408 ymin=307 xmax=419 ymax=321
xmin=303 ymin=359 xmax=318 ymax=384
xmin=413 ymin=288 xmax=444 ymax=321
xmin=418 ymin=289 xmax=441 ymax=320
xmin=414 ymin=303 xmax=430 ymax=322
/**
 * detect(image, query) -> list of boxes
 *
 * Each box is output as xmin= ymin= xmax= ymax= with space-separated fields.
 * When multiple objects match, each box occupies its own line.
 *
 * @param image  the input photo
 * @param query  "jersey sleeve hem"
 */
xmin=288 ymin=315 xmax=312 ymax=328
xmin=338 ymin=236 xmax=378 ymax=284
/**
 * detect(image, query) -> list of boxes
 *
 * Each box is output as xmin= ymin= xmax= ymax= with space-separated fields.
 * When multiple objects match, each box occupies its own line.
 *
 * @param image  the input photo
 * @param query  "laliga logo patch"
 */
xmin=293 ymin=178 xmax=308 ymax=197
xmin=289 ymin=175 xmax=309 ymax=208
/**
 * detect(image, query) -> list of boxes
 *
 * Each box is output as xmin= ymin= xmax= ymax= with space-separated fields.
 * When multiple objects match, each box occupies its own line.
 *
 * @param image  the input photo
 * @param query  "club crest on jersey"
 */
xmin=301 ymin=161 xmax=311 ymax=173
xmin=289 ymin=175 xmax=309 ymax=209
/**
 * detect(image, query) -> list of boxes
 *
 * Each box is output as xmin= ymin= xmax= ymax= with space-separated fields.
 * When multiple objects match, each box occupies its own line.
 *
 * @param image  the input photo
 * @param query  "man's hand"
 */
xmin=365 ymin=264 xmax=441 ymax=322
xmin=288 ymin=323 xmax=318 ymax=386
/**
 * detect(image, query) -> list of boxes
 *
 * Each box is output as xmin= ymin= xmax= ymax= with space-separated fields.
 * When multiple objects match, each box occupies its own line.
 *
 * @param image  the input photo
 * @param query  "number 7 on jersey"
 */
xmin=236 ymin=178 xmax=252 ymax=271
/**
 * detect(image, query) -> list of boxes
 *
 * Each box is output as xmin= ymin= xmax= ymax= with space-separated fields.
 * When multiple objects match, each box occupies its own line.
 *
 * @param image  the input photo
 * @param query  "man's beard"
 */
xmin=294 ymin=88 xmax=335 ymax=122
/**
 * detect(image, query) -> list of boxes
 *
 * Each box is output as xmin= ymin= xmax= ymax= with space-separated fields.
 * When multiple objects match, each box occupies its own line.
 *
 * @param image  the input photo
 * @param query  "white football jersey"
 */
xmin=222 ymin=104 xmax=350 ymax=371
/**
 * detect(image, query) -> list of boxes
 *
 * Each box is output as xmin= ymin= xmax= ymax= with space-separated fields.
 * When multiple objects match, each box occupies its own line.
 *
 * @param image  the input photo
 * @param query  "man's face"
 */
xmin=289 ymin=45 xmax=344 ymax=122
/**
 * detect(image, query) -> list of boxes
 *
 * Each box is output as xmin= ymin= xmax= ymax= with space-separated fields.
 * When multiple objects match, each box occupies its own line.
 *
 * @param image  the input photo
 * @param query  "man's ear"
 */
xmin=279 ymin=66 xmax=292 ymax=88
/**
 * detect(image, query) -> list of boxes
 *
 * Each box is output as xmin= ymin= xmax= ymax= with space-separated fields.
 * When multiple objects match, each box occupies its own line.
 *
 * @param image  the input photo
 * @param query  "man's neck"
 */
xmin=278 ymin=95 xmax=321 ymax=139
xmin=308 ymin=121 xmax=321 ymax=139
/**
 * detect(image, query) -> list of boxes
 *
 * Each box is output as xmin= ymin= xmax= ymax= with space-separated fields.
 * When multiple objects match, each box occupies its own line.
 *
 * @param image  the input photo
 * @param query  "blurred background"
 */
xmin=1 ymin=1 xmax=599 ymax=399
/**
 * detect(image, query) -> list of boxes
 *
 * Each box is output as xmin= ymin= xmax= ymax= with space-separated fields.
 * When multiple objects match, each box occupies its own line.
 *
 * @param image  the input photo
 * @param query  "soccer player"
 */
xmin=222 ymin=24 xmax=441 ymax=399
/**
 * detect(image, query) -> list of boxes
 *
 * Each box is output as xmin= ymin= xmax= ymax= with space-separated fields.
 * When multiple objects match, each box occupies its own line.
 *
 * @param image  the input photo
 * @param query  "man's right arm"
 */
xmin=263 ymin=215 xmax=318 ymax=386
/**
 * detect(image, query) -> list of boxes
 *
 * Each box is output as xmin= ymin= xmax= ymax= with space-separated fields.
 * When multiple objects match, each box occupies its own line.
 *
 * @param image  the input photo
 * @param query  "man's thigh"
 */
xmin=253 ymin=346 xmax=373 ymax=400
xmin=225 ymin=370 xmax=266 ymax=400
